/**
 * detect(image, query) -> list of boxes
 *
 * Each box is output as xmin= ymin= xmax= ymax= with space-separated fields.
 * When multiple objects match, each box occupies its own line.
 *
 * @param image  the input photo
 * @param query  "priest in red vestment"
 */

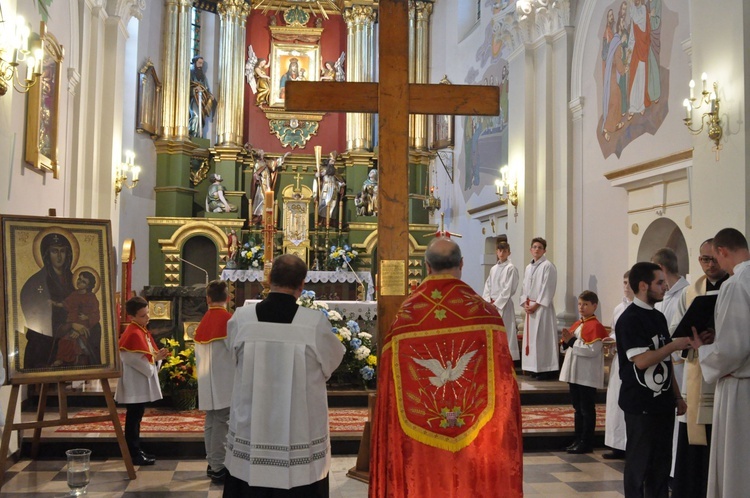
xmin=369 ymin=238 xmax=523 ymax=498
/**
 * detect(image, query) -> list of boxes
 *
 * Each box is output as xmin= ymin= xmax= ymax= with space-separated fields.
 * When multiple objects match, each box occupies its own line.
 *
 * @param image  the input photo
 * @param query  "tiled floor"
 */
xmin=0 ymin=451 xmax=625 ymax=496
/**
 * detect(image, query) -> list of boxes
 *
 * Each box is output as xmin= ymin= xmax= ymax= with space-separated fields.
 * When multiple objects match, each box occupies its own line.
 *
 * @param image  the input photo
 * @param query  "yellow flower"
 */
xmin=367 ymin=355 xmax=377 ymax=366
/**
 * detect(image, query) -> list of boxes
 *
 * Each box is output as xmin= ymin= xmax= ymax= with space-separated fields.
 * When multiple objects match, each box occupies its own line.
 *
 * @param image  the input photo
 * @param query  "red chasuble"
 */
xmin=119 ymin=322 xmax=159 ymax=364
xmin=569 ymin=316 xmax=609 ymax=344
xmin=193 ymin=306 xmax=231 ymax=344
xmin=369 ymin=275 xmax=523 ymax=498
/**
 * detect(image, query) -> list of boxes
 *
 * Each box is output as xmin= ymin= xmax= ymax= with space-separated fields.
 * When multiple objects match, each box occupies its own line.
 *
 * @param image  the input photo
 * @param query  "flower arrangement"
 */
xmin=326 ymin=243 xmax=359 ymax=271
xmin=238 ymin=239 xmax=265 ymax=270
xmin=297 ymin=290 xmax=377 ymax=386
xmin=158 ymin=338 xmax=197 ymax=395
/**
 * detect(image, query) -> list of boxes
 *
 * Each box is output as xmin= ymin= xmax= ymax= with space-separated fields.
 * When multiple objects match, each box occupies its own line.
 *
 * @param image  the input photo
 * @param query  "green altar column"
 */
xmin=154 ymin=140 xmax=199 ymax=217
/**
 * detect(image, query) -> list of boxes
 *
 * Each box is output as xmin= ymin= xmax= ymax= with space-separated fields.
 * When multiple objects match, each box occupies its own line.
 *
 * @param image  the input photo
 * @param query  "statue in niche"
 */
xmin=313 ymin=152 xmax=346 ymax=226
xmin=251 ymin=150 xmax=291 ymax=225
xmin=189 ymin=56 xmax=216 ymax=138
xmin=321 ymin=61 xmax=336 ymax=81
xmin=206 ymin=174 xmax=237 ymax=213
xmin=355 ymin=169 xmax=378 ymax=217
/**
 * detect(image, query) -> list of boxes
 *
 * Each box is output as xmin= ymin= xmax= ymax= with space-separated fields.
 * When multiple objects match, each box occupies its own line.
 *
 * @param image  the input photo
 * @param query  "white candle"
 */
xmin=709 ymin=92 xmax=716 ymax=114
xmin=683 ymin=99 xmax=691 ymax=121
xmin=701 ymin=72 xmax=708 ymax=93
xmin=689 ymin=79 xmax=695 ymax=100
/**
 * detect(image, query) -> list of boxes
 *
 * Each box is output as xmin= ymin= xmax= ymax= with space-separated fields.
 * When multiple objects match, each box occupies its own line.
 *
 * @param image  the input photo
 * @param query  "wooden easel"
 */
xmin=0 ymin=374 xmax=136 ymax=488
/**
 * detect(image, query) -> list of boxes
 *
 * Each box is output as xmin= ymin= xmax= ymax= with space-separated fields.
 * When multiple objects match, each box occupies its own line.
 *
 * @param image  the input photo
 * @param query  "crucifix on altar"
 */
xmin=285 ymin=0 xmax=499 ymax=337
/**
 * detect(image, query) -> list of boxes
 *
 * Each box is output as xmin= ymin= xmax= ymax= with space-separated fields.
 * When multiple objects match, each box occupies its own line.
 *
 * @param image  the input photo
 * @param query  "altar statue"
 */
xmin=251 ymin=150 xmax=291 ymax=225
xmin=206 ymin=174 xmax=237 ymax=213
xmin=313 ymin=152 xmax=346 ymax=226
xmin=356 ymin=169 xmax=378 ymax=216
xmin=245 ymin=46 xmax=271 ymax=107
xmin=189 ymin=56 xmax=216 ymax=138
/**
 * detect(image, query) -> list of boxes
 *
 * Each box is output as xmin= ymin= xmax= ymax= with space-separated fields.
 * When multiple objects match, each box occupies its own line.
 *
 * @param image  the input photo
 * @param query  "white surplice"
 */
xmin=604 ymin=298 xmax=631 ymax=451
xmin=224 ymin=304 xmax=345 ymax=490
xmin=482 ymin=259 xmax=520 ymax=360
xmin=519 ymin=255 xmax=558 ymax=373
xmin=697 ymin=260 xmax=750 ymax=498
xmin=195 ymin=338 xmax=234 ymax=411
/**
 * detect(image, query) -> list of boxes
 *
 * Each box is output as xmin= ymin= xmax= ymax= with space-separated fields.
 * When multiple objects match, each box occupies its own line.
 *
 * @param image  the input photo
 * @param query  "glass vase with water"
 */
xmin=65 ymin=448 xmax=91 ymax=495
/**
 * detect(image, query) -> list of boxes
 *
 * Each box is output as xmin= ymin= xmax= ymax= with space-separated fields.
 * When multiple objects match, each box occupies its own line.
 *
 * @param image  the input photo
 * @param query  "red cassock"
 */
xmin=369 ymin=275 xmax=523 ymax=498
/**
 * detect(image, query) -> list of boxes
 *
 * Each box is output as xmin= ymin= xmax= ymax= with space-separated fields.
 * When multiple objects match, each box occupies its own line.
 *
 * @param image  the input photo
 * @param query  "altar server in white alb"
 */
xmin=602 ymin=270 xmax=633 ymax=460
xmin=520 ymin=237 xmax=558 ymax=379
xmin=194 ymin=279 xmax=234 ymax=483
xmin=223 ymin=254 xmax=345 ymax=497
xmin=688 ymin=228 xmax=750 ymax=498
xmin=483 ymin=239 xmax=520 ymax=360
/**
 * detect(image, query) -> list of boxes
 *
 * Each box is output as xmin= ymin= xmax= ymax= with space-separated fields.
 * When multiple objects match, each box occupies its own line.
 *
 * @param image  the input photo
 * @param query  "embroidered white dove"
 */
xmin=412 ymin=350 xmax=478 ymax=387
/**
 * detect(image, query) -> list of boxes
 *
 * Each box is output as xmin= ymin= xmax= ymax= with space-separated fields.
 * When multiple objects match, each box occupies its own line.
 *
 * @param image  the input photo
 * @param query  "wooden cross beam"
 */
xmin=285 ymin=0 xmax=499 ymax=337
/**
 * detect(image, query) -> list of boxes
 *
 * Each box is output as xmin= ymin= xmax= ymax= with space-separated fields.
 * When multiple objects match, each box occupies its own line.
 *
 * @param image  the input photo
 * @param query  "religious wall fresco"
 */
xmin=459 ymin=12 xmax=509 ymax=196
xmin=597 ymin=0 xmax=675 ymax=159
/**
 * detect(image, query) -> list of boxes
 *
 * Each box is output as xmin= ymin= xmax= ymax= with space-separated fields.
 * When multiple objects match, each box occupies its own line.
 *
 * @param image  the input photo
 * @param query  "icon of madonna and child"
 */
xmin=18 ymin=228 xmax=105 ymax=371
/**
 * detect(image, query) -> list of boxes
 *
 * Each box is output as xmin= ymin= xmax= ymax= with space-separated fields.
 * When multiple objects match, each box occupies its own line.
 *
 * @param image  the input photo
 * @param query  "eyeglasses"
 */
xmin=699 ymin=256 xmax=718 ymax=264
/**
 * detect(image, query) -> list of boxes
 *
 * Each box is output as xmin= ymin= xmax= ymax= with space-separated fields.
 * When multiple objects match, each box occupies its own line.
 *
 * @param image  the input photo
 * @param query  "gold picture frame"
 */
xmin=0 ymin=215 xmax=119 ymax=384
xmin=25 ymin=23 xmax=63 ymax=179
xmin=148 ymin=300 xmax=172 ymax=320
xmin=270 ymin=42 xmax=320 ymax=108
xmin=136 ymin=59 xmax=162 ymax=138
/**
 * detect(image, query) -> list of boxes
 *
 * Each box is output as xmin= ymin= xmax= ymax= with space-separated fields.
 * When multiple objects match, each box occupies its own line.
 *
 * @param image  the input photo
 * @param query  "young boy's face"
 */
xmin=496 ymin=247 xmax=510 ymax=263
xmin=130 ymin=306 xmax=150 ymax=328
xmin=578 ymin=299 xmax=597 ymax=319
xmin=529 ymin=242 xmax=546 ymax=261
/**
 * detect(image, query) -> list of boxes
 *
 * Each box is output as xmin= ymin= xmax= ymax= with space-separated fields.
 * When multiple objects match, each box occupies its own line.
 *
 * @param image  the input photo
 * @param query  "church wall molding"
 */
xmin=569 ymin=0 xmax=597 ymax=103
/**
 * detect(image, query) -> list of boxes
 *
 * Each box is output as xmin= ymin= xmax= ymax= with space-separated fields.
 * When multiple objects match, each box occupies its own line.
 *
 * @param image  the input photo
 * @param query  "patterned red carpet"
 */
xmin=54 ymin=405 xmax=604 ymax=434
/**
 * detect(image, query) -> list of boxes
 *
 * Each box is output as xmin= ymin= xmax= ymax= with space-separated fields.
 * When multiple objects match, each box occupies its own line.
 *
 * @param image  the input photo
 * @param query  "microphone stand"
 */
xmin=179 ymin=257 xmax=209 ymax=286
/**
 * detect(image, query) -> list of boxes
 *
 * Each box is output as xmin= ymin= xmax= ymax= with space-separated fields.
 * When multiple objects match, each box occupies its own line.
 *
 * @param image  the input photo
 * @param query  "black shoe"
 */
xmin=207 ymin=465 xmax=213 ymax=477
xmin=210 ymin=467 xmax=227 ymax=483
xmin=538 ymin=371 xmax=559 ymax=381
xmin=132 ymin=451 xmax=156 ymax=466
xmin=602 ymin=449 xmax=626 ymax=460
xmin=141 ymin=450 xmax=155 ymax=460
xmin=567 ymin=441 xmax=593 ymax=454
xmin=564 ymin=439 xmax=581 ymax=451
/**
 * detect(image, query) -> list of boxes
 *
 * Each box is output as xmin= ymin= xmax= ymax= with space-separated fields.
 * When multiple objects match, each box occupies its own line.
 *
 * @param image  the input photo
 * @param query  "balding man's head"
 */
xmin=425 ymin=238 xmax=463 ymax=277
xmin=270 ymin=254 xmax=307 ymax=290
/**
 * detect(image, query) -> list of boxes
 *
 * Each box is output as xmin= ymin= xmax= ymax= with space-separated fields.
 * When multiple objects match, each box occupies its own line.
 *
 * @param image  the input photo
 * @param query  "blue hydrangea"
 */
xmin=321 ymin=308 xmax=329 ymax=318
xmin=330 ymin=245 xmax=336 ymax=252
xmin=344 ymin=244 xmax=350 ymax=251
xmin=331 ymin=326 xmax=338 ymax=334
xmin=347 ymin=320 xmax=360 ymax=333
xmin=244 ymin=242 xmax=250 ymax=248
xmin=350 ymin=338 xmax=362 ymax=349
xmin=360 ymin=365 xmax=375 ymax=380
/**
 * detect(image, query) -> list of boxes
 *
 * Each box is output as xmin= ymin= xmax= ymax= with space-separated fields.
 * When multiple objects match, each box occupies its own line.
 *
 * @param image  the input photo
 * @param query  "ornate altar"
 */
xmin=222 ymin=269 xmax=374 ymax=303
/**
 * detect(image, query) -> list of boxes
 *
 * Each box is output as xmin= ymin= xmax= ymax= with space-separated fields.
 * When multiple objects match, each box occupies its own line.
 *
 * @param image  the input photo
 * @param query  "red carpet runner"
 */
xmin=55 ymin=405 xmax=605 ymax=434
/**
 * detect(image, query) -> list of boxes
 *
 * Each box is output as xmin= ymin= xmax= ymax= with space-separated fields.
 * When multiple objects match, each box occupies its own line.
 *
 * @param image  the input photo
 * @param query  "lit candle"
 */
xmin=25 ymin=56 xmax=34 ymax=81
xmin=33 ymin=48 xmax=43 ymax=76
xmin=495 ymin=179 xmax=501 ymax=195
xmin=701 ymin=72 xmax=708 ymax=93
xmin=709 ymin=92 xmax=716 ymax=114
xmin=131 ymin=166 xmax=140 ymax=182
xmin=683 ymin=98 xmax=691 ymax=121
xmin=265 ymin=189 xmax=274 ymax=211
xmin=689 ymin=79 xmax=695 ymax=100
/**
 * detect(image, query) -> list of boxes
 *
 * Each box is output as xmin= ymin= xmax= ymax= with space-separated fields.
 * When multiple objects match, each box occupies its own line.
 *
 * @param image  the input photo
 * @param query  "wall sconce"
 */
xmin=683 ymin=73 xmax=722 ymax=160
xmin=0 ymin=15 xmax=44 ymax=97
xmin=114 ymin=151 xmax=141 ymax=203
xmin=495 ymin=165 xmax=519 ymax=221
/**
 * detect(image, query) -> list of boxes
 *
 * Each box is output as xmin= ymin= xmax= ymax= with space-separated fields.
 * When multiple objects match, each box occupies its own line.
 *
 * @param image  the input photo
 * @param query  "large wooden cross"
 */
xmin=285 ymin=0 xmax=498 ymax=335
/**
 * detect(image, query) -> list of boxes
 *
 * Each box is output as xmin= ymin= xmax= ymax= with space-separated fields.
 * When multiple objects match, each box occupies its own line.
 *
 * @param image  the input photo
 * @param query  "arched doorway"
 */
xmin=637 ymin=218 xmax=689 ymax=275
